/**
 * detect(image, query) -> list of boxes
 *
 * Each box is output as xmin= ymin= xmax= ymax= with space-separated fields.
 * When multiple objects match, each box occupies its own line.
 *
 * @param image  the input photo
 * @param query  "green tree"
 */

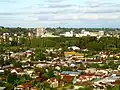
xmin=44 ymin=70 xmax=56 ymax=78
xmin=7 ymin=73 xmax=18 ymax=85
xmin=87 ymin=41 xmax=103 ymax=51
xmin=18 ymin=74 xmax=31 ymax=84
xmin=5 ymin=83 xmax=14 ymax=90
xmin=0 ymin=55 xmax=4 ymax=66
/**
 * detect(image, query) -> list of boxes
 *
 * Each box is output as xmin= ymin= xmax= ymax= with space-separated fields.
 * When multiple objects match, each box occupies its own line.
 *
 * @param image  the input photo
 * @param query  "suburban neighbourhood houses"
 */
xmin=0 ymin=28 xmax=120 ymax=89
xmin=0 ymin=45 xmax=120 ymax=89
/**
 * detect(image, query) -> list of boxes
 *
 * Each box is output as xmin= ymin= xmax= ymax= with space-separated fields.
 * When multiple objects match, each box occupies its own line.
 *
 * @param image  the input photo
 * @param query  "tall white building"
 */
xmin=36 ymin=27 xmax=46 ymax=37
xmin=98 ymin=31 xmax=104 ymax=37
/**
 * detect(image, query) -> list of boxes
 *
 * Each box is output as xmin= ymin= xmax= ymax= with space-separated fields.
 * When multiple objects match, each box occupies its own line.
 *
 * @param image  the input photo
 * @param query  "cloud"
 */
xmin=45 ymin=0 xmax=67 ymax=3
xmin=1 ymin=4 xmax=120 ymax=17
xmin=52 ymin=14 xmax=120 ymax=21
xmin=1 ymin=0 xmax=120 ymax=27
xmin=1 ymin=7 xmax=120 ymax=16
xmin=79 ymin=8 xmax=120 ymax=14
xmin=15 ymin=13 xmax=120 ymax=23
xmin=15 ymin=0 xmax=120 ymax=16
xmin=47 ymin=4 xmax=75 ymax=8
xmin=86 ymin=0 xmax=120 ymax=8
xmin=0 ymin=0 xmax=16 ymax=3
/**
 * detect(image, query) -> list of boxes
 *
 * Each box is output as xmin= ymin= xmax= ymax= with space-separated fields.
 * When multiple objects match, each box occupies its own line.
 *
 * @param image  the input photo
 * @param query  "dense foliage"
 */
xmin=1 ymin=36 xmax=120 ymax=53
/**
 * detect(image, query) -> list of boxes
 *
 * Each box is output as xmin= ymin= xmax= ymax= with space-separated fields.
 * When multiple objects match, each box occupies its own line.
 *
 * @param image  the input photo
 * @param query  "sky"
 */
xmin=0 ymin=0 xmax=120 ymax=28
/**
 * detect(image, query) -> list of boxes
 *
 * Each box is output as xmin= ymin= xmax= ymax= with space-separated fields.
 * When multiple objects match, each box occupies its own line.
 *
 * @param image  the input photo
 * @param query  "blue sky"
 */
xmin=0 ymin=0 xmax=120 ymax=28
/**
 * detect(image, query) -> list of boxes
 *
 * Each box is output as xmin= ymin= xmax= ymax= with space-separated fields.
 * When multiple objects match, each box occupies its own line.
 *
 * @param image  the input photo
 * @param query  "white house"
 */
xmin=68 ymin=46 xmax=80 ymax=51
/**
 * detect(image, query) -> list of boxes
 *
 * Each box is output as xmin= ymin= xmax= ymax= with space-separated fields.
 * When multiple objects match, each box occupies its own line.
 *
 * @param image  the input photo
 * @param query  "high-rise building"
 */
xmin=98 ymin=31 xmax=104 ymax=37
xmin=36 ymin=27 xmax=46 ymax=37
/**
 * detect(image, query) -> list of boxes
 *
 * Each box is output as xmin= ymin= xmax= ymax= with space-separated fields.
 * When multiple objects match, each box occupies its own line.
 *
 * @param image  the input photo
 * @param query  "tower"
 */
xmin=36 ymin=27 xmax=46 ymax=37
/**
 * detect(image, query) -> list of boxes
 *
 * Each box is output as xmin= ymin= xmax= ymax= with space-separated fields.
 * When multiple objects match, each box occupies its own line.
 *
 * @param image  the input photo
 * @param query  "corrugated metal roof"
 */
xmin=61 ymin=71 xmax=80 ymax=75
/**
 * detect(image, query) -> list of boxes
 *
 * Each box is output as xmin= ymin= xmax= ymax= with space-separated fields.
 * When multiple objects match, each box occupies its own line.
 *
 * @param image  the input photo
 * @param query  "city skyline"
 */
xmin=1 ymin=0 xmax=120 ymax=28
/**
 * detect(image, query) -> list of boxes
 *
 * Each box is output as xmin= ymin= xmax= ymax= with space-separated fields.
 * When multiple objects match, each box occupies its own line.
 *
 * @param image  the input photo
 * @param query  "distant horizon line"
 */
xmin=1 ymin=26 xmax=120 ymax=29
